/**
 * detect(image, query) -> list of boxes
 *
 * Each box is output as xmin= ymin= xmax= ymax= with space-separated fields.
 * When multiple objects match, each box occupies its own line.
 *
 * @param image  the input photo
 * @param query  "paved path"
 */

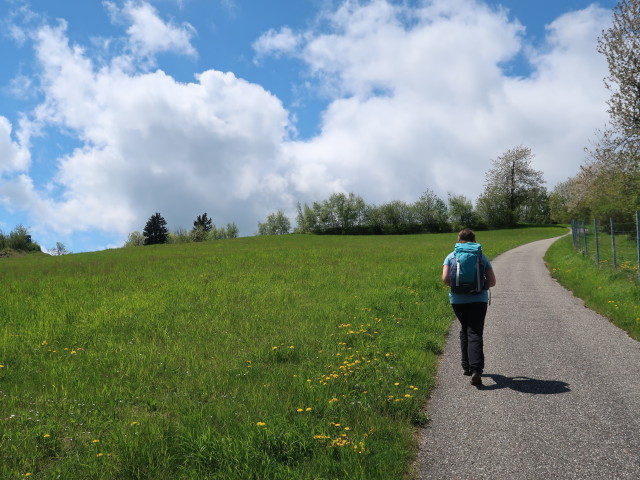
xmin=418 ymin=237 xmax=640 ymax=479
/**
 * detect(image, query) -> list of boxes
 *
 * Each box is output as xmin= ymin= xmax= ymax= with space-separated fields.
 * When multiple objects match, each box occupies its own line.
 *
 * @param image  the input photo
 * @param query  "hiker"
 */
xmin=442 ymin=229 xmax=496 ymax=386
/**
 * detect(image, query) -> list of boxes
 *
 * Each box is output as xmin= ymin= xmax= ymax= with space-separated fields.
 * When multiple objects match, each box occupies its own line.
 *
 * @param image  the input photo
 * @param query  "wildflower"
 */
xmin=297 ymin=408 xmax=304 ymax=412
xmin=272 ymin=346 xmax=279 ymax=350
xmin=404 ymin=394 xmax=412 ymax=398
xmin=0 ymin=365 xmax=4 ymax=368
xmin=130 ymin=421 xmax=138 ymax=426
xmin=43 ymin=434 xmax=50 ymax=438
xmin=329 ymin=397 xmax=338 ymax=403
xmin=305 ymin=407 xmax=312 ymax=412
xmin=289 ymin=345 xmax=295 ymax=349
xmin=97 ymin=453 xmax=104 ymax=457
xmin=70 ymin=350 xmax=77 ymax=355
xmin=344 ymin=427 xmax=350 ymax=431
xmin=25 ymin=474 xmax=31 ymax=477
xmin=92 ymin=439 xmax=100 ymax=443
xmin=41 ymin=340 xmax=48 ymax=346
xmin=256 ymin=422 xmax=266 ymax=427
xmin=394 ymin=382 xmax=400 ymax=386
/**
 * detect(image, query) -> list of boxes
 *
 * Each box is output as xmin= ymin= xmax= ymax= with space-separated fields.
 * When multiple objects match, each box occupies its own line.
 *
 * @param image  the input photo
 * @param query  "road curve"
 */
xmin=417 ymin=236 xmax=640 ymax=480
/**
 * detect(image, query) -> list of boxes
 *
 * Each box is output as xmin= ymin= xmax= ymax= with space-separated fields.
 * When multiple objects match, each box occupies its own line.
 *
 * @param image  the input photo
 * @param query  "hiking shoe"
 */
xmin=470 ymin=371 xmax=482 ymax=386
xmin=463 ymin=370 xmax=471 ymax=376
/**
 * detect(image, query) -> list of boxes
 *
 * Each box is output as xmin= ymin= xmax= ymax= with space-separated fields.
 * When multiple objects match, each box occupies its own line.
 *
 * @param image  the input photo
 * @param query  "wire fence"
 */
xmin=571 ymin=212 xmax=640 ymax=281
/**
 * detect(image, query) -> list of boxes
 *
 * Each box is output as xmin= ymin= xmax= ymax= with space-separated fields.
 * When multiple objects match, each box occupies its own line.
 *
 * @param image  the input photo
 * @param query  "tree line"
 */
xmin=259 ymin=145 xmax=550 ymax=236
xmin=549 ymin=0 xmax=640 ymax=224
xmin=125 ymin=212 xmax=239 ymax=246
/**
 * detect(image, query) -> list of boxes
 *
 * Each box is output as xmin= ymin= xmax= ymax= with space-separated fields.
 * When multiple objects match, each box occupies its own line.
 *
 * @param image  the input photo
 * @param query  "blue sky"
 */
xmin=0 ymin=0 xmax=618 ymax=252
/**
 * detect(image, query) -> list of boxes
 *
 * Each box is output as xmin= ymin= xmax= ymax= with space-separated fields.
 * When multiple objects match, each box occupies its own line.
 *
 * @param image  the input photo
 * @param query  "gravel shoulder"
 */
xmin=417 ymin=236 xmax=640 ymax=480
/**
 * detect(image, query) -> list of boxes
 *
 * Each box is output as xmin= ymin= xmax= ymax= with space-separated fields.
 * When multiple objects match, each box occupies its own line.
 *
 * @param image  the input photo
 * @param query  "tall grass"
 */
xmin=0 ymin=227 xmax=565 ymax=479
xmin=546 ymin=235 xmax=640 ymax=341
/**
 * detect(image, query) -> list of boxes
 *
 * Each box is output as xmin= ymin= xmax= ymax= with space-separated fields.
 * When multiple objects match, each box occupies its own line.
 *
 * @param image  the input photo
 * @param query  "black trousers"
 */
xmin=452 ymin=302 xmax=488 ymax=374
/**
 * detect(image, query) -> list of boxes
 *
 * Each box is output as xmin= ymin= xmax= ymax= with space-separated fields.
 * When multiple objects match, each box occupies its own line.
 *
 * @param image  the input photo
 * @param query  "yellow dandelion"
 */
xmin=344 ymin=427 xmax=350 ymax=431
xmin=329 ymin=397 xmax=338 ymax=403
xmin=70 ymin=350 xmax=77 ymax=355
xmin=41 ymin=340 xmax=48 ymax=346
xmin=92 ymin=439 xmax=100 ymax=443
xmin=256 ymin=421 xmax=266 ymax=427
xmin=43 ymin=434 xmax=51 ymax=438
xmin=289 ymin=345 xmax=295 ymax=349
xmin=25 ymin=474 xmax=31 ymax=477
xmin=0 ymin=365 xmax=4 ymax=368
xmin=394 ymin=382 xmax=399 ymax=386
xmin=305 ymin=407 xmax=312 ymax=411
xmin=297 ymin=408 xmax=304 ymax=412
xmin=97 ymin=453 xmax=104 ymax=457
xmin=404 ymin=394 xmax=412 ymax=398
xmin=130 ymin=421 xmax=138 ymax=426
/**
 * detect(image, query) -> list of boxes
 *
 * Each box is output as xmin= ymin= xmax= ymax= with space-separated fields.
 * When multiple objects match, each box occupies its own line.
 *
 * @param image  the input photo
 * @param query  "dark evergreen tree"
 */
xmin=193 ymin=213 xmax=213 ymax=232
xmin=143 ymin=213 xmax=169 ymax=245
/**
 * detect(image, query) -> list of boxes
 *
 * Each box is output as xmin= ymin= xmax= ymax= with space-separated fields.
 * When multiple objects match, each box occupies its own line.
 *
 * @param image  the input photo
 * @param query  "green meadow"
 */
xmin=1 ymin=227 xmax=565 ymax=479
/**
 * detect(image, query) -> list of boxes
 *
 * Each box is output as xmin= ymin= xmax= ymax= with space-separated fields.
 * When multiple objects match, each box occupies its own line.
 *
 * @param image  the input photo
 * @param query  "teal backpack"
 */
xmin=448 ymin=242 xmax=487 ymax=294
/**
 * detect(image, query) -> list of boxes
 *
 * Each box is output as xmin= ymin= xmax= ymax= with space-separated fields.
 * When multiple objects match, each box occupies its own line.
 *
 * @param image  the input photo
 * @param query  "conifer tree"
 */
xmin=143 ymin=212 xmax=169 ymax=245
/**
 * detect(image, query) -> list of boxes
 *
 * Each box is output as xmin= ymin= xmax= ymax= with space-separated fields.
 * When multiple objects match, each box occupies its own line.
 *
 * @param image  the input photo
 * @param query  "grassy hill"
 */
xmin=0 ymin=227 xmax=566 ymax=479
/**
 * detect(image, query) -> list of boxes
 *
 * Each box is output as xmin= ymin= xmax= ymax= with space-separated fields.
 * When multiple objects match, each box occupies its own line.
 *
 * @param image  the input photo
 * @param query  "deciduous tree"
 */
xmin=480 ymin=146 xmax=545 ymax=227
xmin=257 ymin=210 xmax=291 ymax=235
xmin=598 ymin=0 xmax=640 ymax=150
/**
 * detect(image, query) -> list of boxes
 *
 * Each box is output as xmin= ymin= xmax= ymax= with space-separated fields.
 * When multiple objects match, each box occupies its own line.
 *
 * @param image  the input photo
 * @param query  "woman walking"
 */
xmin=442 ymin=229 xmax=497 ymax=386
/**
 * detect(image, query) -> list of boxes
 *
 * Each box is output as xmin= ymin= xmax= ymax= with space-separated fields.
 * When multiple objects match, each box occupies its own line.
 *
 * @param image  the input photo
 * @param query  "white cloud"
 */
xmin=279 ymin=0 xmax=611 ymax=203
xmin=10 ymin=19 xmax=290 ymax=239
xmin=0 ymin=116 xmax=30 ymax=174
xmin=253 ymin=26 xmax=301 ymax=61
xmin=105 ymin=0 xmax=196 ymax=61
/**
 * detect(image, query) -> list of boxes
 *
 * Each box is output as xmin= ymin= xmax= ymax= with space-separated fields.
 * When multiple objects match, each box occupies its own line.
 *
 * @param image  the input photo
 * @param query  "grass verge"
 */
xmin=545 ymin=235 xmax=640 ymax=341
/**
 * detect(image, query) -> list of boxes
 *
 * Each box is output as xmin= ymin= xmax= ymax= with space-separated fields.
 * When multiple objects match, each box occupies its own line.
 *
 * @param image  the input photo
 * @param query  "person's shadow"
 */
xmin=480 ymin=374 xmax=570 ymax=394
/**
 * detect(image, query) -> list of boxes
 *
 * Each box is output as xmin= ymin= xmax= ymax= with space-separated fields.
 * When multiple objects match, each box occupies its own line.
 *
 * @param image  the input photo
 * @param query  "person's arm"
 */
xmin=442 ymin=264 xmax=451 ymax=286
xmin=486 ymin=268 xmax=496 ymax=288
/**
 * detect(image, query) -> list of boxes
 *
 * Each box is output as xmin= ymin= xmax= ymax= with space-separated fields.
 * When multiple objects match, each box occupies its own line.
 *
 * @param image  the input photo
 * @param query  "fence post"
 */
xmin=594 ymin=218 xmax=600 ymax=265
xmin=636 ymin=211 xmax=639 ymax=281
xmin=610 ymin=217 xmax=617 ymax=269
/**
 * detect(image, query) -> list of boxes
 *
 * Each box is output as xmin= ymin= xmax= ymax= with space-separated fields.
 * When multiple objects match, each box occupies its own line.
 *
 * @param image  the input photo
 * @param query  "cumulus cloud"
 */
xmin=105 ymin=0 xmax=197 ymax=61
xmin=10 ymin=19 xmax=291 ymax=239
xmin=0 ymin=116 xmax=30 ymax=174
xmin=279 ymin=0 xmax=611 ymax=203
xmin=1 ymin=0 xmax=614 ymax=250
xmin=253 ymin=26 xmax=302 ymax=61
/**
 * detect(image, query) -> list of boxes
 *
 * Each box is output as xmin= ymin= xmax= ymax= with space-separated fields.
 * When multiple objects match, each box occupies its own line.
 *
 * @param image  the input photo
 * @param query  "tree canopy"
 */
xmin=552 ymin=0 xmax=640 ymax=222
xmin=478 ymin=146 xmax=546 ymax=228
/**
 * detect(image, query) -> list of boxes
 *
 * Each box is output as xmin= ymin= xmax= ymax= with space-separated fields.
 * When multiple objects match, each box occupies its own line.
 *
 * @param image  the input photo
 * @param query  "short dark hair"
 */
xmin=458 ymin=229 xmax=476 ymax=242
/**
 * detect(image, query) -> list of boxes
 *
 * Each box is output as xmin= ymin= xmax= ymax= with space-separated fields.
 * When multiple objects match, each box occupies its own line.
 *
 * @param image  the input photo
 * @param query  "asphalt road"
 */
xmin=417 ymin=236 xmax=640 ymax=480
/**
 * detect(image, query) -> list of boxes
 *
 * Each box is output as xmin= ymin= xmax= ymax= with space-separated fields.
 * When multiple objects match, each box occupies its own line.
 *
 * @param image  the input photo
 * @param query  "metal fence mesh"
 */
xmin=571 ymin=212 xmax=640 ymax=281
